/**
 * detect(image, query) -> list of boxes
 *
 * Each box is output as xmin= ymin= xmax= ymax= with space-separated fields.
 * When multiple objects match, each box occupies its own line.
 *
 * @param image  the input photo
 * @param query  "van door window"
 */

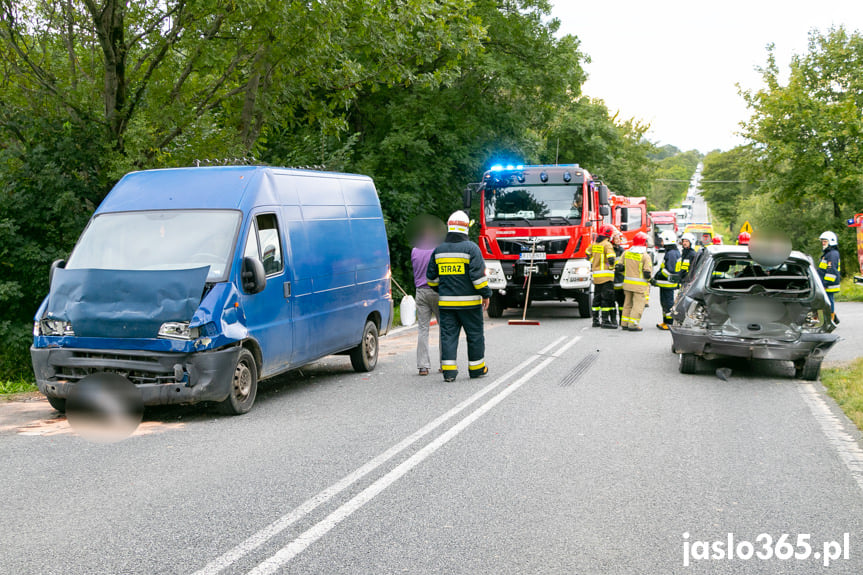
xmin=255 ymin=214 xmax=284 ymax=276
xmin=628 ymin=207 xmax=643 ymax=230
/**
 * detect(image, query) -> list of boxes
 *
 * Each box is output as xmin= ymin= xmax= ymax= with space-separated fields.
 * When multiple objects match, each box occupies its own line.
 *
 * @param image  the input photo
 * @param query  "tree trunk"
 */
xmin=85 ymin=0 xmax=127 ymax=151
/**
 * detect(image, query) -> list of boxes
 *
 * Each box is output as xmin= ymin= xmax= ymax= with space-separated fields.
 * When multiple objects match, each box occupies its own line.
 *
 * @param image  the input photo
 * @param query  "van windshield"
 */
xmin=67 ymin=210 xmax=241 ymax=282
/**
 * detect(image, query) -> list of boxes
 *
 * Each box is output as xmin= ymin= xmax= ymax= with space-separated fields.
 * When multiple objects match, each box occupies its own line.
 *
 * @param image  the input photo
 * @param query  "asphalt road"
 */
xmin=2 ymin=296 xmax=863 ymax=575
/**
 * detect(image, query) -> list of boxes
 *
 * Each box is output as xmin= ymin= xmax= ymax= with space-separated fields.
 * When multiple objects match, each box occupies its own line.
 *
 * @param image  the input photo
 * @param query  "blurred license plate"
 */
xmin=523 ymin=265 xmax=539 ymax=274
xmin=519 ymin=252 xmax=546 ymax=260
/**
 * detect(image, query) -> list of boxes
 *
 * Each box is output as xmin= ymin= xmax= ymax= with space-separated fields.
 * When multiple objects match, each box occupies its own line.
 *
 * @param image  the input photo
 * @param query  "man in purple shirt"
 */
xmin=412 ymin=235 xmax=440 ymax=376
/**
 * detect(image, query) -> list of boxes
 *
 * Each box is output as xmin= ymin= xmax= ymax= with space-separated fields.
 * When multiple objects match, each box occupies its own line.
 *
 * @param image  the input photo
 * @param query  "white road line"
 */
xmin=798 ymin=384 xmax=863 ymax=493
xmin=246 ymin=336 xmax=581 ymax=575
xmin=192 ymin=335 xmax=568 ymax=575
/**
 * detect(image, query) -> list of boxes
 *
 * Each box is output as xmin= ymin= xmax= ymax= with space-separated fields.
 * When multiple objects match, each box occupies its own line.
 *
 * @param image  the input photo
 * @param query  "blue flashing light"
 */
xmin=506 ymin=164 xmax=515 ymax=170
xmin=490 ymin=164 xmax=504 ymax=172
xmin=516 ymin=165 xmax=524 ymax=170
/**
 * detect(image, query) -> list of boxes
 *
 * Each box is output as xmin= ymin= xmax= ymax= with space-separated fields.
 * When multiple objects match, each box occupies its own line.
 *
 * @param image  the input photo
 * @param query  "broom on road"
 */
xmin=508 ymin=239 xmax=541 ymax=326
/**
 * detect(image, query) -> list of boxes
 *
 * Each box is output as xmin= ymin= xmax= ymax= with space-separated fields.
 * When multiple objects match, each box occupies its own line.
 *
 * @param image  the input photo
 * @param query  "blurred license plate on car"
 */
xmin=519 ymin=252 xmax=546 ymax=260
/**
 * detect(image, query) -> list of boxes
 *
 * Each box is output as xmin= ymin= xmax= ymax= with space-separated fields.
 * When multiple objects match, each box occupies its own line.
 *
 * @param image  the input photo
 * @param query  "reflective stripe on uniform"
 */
xmin=624 ymin=276 xmax=648 ymax=286
xmin=824 ymin=274 xmax=837 ymax=282
xmin=439 ymin=295 xmax=483 ymax=307
xmin=435 ymin=252 xmax=471 ymax=263
xmin=655 ymin=279 xmax=678 ymax=288
xmin=819 ymin=261 xmax=828 ymax=269
xmin=442 ymin=364 xmax=458 ymax=371
xmin=427 ymin=277 xmax=439 ymax=287
xmin=592 ymin=270 xmax=614 ymax=279
xmin=826 ymin=286 xmax=840 ymax=293
xmin=472 ymin=275 xmax=489 ymax=290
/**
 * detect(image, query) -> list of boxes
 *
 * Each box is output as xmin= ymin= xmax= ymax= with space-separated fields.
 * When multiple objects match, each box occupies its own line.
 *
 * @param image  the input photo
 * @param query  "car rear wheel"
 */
xmin=679 ymin=353 xmax=697 ymax=374
xmin=217 ymin=348 xmax=258 ymax=415
xmin=796 ymin=357 xmax=822 ymax=381
xmin=350 ymin=320 xmax=379 ymax=372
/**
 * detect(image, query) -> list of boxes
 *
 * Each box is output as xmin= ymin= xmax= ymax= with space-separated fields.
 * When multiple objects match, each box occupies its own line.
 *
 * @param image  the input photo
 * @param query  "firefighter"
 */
xmin=654 ymin=230 xmax=681 ymax=330
xmin=618 ymin=231 xmax=653 ymax=331
xmin=679 ymin=232 xmax=697 ymax=283
xmin=588 ymin=224 xmax=618 ymax=329
xmin=611 ymin=227 xmax=626 ymax=326
xmin=818 ymin=231 xmax=841 ymax=325
xmin=737 ymin=231 xmax=751 ymax=245
xmin=426 ymin=211 xmax=491 ymax=382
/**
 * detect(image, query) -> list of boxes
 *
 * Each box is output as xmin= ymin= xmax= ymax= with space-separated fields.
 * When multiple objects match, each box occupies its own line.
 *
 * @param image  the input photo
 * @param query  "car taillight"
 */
xmin=802 ymin=310 xmax=823 ymax=331
xmin=684 ymin=302 xmax=708 ymax=328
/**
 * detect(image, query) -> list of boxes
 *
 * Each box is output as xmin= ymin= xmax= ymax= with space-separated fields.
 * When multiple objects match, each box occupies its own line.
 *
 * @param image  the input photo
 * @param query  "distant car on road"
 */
xmin=670 ymin=245 xmax=838 ymax=380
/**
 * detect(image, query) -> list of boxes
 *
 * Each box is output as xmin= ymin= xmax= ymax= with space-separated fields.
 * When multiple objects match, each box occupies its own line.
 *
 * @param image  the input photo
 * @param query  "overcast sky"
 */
xmin=551 ymin=0 xmax=863 ymax=154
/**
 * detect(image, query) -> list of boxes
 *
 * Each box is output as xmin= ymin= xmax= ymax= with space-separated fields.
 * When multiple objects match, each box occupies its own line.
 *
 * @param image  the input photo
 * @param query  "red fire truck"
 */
xmin=609 ymin=194 xmax=649 ymax=248
xmin=464 ymin=164 xmax=610 ymax=318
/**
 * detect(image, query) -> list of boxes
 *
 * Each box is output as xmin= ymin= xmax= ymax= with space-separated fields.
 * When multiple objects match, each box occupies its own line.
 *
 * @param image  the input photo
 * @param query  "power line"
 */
xmin=654 ymin=179 xmax=765 ymax=183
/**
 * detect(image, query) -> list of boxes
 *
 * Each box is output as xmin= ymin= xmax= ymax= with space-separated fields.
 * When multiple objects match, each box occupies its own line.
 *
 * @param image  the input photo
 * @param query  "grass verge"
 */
xmin=0 ymin=379 xmax=38 ymax=396
xmin=835 ymin=276 xmax=863 ymax=302
xmin=822 ymin=358 xmax=863 ymax=432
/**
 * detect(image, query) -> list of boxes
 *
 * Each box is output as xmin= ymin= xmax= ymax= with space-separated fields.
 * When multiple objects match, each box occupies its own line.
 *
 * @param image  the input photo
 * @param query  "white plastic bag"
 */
xmin=400 ymin=295 xmax=417 ymax=326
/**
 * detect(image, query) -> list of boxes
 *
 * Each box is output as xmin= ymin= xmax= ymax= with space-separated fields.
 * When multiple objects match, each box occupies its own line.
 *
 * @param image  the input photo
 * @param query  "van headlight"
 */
xmin=39 ymin=319 xmax=75 ymax=336
xmin=158 ymin=322 xmax=200 ymax=340
xmin=484 ymin=260 xmax=507 ymax=289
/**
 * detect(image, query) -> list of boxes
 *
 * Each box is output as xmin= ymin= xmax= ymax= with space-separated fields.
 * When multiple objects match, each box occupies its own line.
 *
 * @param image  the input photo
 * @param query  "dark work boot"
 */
xmin=592 ymin=308 xmax=601 ymax=328
xmin=601 ymin=311 xmax=616 ymax=329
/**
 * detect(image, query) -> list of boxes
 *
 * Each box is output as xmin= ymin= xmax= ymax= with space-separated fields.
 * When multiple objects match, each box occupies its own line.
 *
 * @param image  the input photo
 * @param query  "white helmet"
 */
xmin=447 ymin=210 xmax=470 ymax=235
xmin=681 ymin=232 xmax=696 ymax=245
xmin=819 ymin=231 xmax=838 ymax=246
xmin=660 ymin=230 xmax=677 ymax=246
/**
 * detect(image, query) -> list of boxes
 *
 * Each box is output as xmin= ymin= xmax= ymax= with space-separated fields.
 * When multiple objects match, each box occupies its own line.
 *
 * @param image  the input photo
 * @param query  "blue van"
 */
xmin=31 ymin=166 xmax=393 ymax=414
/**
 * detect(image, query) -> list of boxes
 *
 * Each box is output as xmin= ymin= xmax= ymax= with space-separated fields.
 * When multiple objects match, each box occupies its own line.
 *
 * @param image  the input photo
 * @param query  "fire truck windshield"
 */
xmin=484 ymin=185 xmax=583 ymax=226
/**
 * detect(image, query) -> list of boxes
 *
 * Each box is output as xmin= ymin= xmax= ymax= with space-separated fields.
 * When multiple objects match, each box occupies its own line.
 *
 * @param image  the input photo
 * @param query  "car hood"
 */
xmin=46 ymin=267 xmax=209 ymax=338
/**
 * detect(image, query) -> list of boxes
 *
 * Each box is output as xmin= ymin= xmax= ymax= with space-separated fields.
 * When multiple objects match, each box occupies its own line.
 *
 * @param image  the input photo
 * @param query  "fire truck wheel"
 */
xmin=487 ymin=294 xmax=504 ymax=318
xmin=575 ymin=291 xmax=591 ymax=318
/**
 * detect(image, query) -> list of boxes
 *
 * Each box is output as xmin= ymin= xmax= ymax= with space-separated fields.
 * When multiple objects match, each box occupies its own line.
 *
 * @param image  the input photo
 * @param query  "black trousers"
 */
xmin=593 ymin=281 xmax=615 ymax=312
xmin=439 ymin=307 xmax=485 ymax=379
xmin=659 ymin=287 xmax=676 ymax=322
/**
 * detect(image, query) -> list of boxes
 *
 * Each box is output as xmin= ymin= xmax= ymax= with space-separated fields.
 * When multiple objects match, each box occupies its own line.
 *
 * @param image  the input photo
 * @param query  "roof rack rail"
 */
xmin=287 ymin=165 xmax=327 ymax=171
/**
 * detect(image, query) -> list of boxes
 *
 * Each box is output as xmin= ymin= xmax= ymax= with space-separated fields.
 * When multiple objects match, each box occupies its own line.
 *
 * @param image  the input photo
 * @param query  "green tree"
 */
xmin=740 ymin=26 xmax=863 ymax=262
xmin=700 ymin=146 xmax=756 ymax=234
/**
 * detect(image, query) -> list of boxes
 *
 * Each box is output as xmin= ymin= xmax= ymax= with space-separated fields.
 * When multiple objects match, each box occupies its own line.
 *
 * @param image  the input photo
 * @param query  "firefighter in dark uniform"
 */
xmin=678 ymin=232 xmax=697 ymax=284
xmin=426 ymin=211 xmax=491 ymax=382
xmin=611 ymin=227 xmax=626 ymax=327
xmin=588 ymin=224 xmax=618 ymax=329
xmin=654 ymin=230 xmax=681 ymax=330
xmin=818 ymin=231 xmax=841 ymax=325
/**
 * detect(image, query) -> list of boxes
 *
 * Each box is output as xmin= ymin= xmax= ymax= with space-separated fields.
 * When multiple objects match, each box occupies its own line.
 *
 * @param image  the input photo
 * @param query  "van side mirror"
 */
xmin=49 ymin=259 xmax=66 ymax=287
xmin=242 ymin=257 xmax=267 ymax=294
xmin=599 ymin=205 xmax=609 ymax=217
xmin=463 ymin=186 xmax=472 ymax=210
xmin=598 ymin=184 xmax=609 ymax=205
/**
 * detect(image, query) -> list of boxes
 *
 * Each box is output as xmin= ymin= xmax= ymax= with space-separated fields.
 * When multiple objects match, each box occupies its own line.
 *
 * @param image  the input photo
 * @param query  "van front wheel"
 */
xmin=217 ymin=348 xmax=258 ymax=415
xmin=350 ymin=321 xmax=379 ymax=372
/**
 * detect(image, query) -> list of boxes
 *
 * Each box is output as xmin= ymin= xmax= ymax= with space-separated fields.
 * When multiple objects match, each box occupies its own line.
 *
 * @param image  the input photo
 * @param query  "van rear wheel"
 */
xmin=217 ymin=348 xmax=258 ymax=415
xmin=350 ymin=320 xmax=379 ymax=372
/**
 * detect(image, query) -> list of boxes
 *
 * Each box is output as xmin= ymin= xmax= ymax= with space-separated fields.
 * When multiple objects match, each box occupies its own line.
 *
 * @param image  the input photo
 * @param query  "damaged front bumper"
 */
xmin=31 ymin=346 xmax=241 ymax=406
xmin=670 ymin=328 xmax=839 ymax=362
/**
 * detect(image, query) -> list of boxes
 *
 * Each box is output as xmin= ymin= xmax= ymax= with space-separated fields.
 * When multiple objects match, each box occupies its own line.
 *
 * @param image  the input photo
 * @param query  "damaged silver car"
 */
xmin=670 ymin=244 xmax=838 ymax=380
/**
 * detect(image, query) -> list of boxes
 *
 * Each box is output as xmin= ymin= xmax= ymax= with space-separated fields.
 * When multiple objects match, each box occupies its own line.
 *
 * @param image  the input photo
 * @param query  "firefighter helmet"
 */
xmin=737 ymin=231 xmax=751 ymax=245
xmin=819 ymin=231 xmax=838 ymax=246
xmin=447 ymin=210 xmax=470 ymax=235
xmin=598 ymin=224 xmax=616 ymax=238
xmin=633 ymin=231 xmax=649 ymax=247
xmin=660 ymin=230 xmax=676 ymax=246
xmin=681 ymin=232 xmax=696 ymax=245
